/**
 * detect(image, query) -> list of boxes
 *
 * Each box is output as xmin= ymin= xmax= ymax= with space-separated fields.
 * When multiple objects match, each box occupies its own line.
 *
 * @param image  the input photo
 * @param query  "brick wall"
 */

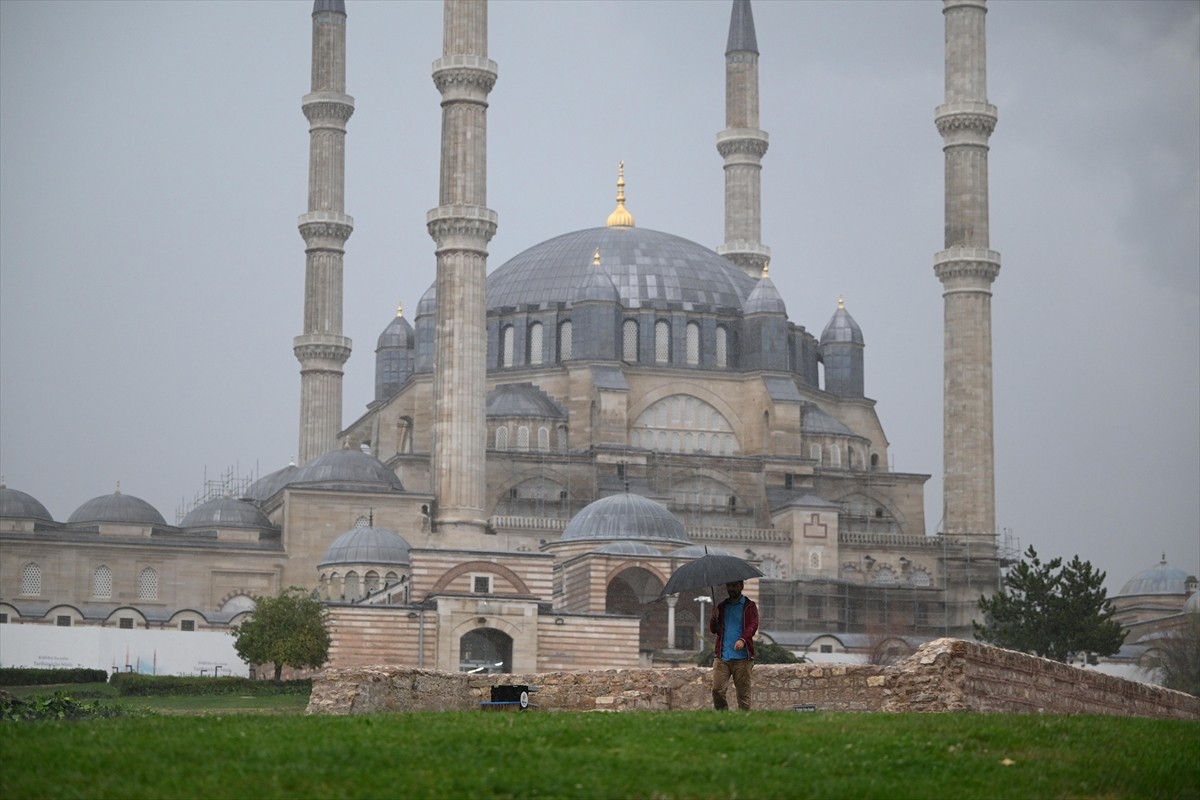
xmin=307 ymin=638 xmax=1199 ymax=719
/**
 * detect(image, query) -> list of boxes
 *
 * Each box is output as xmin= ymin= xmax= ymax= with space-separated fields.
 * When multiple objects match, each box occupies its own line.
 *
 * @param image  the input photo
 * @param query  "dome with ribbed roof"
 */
xmin=181 ymin=496 xmax=272 ymax=530
xmin=821 ymin=300 xmax=864 ymax=345
xmin=319 ymin=524 xmax=412 ymax=568
xmin=291 ymin=449 xmax=404 ymax=492
xmin=1119 ymin=558 xmax=1191 ymax=597
xmin=242 ymin=464 xmax=298 ymax=503
xmin=0 ymin=482 xmax=54 ymax=522
xmin=67 ymin=489 xmax=166 ymax=527
xmin=486 ymin=383 xmax=568 ymax=419
xmin=377 ymin=307 xmax=415 ymax=350
xmin=744 ymin=272 xmax=786 ymax=315
xmin=561 ymin=492 xmax=690 ymax=545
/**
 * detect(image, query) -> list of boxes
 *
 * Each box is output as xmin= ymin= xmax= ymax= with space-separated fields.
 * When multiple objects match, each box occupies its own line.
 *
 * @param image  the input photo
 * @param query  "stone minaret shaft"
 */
xmin=717 ymin=0 xmax=770 ymax=279
xmin=935 ymin=0 xmax=1000 ymax=537
xmin=428 ymin=0 xmax=497 ymax=536
xmin=295 ymin=0 xmax=354 ymax=465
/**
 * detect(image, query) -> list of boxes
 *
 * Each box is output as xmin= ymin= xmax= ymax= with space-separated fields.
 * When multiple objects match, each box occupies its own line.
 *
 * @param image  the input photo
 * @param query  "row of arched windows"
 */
xmin=319 ymin=570 xmax=402 ymax=602
xmin=810 ymin=443 xmax=881 ymax=470
xmin=19 ymin=562 xmax=159 ymax=601
xmin=498 ymin=319 xmax=730 ymax=368
xmin=494 ymin=424 xmax=567 ymax=452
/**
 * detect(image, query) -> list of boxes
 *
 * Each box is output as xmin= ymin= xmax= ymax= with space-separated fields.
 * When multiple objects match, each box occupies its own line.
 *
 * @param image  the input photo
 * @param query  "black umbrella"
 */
xmin=660 ymin=553 xmax=764 ymax=598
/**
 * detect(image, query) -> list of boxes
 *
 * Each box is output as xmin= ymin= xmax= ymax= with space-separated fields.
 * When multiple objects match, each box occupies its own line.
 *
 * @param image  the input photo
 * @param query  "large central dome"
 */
xmin=486 ymin=227 xmax=756 ymax=313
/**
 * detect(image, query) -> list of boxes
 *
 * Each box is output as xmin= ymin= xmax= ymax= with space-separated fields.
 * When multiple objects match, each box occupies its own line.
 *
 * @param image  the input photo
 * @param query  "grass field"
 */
xmin=2 ymin=705 xmax=1197 ymax=800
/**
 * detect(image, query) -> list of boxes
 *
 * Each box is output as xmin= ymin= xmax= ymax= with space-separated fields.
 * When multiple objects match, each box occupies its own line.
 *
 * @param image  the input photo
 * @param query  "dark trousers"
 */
xmin=712 ymin=657 xmax=753 ymax=710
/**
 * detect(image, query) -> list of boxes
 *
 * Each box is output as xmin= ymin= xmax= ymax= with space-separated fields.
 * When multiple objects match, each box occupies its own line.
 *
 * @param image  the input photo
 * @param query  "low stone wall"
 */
xmin=306 ymin=638 xmax=1199 ymax=719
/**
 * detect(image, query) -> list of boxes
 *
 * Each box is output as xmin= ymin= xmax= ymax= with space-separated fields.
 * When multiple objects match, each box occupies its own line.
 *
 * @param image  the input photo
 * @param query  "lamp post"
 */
xmin=695 ymin=596 xmax=712 ymax=652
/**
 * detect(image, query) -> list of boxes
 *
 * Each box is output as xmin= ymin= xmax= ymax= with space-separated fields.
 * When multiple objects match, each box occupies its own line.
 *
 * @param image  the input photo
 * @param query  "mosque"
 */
xmin=2 ymin=0 xmax=1190 ymax=675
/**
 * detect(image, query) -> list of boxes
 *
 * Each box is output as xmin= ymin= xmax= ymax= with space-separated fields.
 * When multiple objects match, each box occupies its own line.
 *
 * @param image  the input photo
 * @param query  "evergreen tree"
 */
xmin=232 ymin=587 xmax=331 ymax=684
xmin=974 ymin=546 xmax=1125 ymax=663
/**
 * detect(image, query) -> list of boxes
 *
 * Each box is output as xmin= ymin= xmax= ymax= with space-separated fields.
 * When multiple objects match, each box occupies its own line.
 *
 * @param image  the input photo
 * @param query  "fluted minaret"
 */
xmin=427 ymin=0 xmax=497 ymax=537
xmin=716 ymin=0 xmax=770 ymax=279
xmin=934 ymin=0 xmax=1000 ymax=537
xmin=294 ymin=0 xmax=354 ymax=465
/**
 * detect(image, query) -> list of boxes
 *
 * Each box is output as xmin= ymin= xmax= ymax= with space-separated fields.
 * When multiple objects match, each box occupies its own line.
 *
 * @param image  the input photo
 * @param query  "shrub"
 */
xmin=0 ymin=668 xmax=108 ymax=687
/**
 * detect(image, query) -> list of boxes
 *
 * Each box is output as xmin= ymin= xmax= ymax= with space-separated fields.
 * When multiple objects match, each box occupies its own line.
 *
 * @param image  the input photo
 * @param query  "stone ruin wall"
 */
xmin=306 ymin=638 xmax=1199 ymax=719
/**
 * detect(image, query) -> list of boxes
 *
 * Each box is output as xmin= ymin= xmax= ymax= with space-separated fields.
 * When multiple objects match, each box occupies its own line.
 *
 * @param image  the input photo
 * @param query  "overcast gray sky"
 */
xmin=1 ymin=0 xmax=1197 ymax=594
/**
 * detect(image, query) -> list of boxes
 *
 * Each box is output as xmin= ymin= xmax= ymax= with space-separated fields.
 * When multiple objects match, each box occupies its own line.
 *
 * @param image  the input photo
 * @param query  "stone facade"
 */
xmin=307 ymin=639 xmax=1200 ymax=719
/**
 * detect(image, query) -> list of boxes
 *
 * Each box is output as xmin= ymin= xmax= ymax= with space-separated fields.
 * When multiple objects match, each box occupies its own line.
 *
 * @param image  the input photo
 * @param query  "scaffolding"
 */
xmin=174 ymin=463 xmax=258 ymax=524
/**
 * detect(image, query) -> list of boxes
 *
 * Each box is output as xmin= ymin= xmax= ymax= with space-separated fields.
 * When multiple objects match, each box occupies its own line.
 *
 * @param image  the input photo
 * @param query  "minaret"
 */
xmin=294 ymin=0 xmax=354 ymax=465
xmin=716 ymin=0 xmax=770 ymax=279
xmin=427 ymin=0 xmax=498 ymax=537
xmin=934 ymin=0 xmax=1000 ymax=537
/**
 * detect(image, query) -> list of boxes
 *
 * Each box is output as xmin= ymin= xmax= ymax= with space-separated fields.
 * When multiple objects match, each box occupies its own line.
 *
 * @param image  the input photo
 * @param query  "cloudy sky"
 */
xmin=1 ymin=0 xmax=1196 ymax=593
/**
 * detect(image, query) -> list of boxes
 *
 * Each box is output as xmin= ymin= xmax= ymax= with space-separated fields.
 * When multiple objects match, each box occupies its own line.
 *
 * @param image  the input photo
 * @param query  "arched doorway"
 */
xmin=606 ymin=566 xmax=667 ymax=651
xmin=459 ymin=628 xmax=513 ymax=674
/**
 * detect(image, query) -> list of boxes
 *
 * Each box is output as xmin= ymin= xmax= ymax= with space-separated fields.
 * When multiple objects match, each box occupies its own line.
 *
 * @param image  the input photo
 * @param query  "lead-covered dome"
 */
xmin=0 ymin=483 xmax=54 ymax=522
xmin=290 ymin=449 xmax=404 ymax=493
xmin=561 ymin=492 xmax=690 ymax=545
xmin=67 ymin=489 xmax=166 ymax=526
xmin=1119 ymin=558 xmax=1191 ymax=597
xmin=821 ymin=300 xmax=864 ymax=345
xmin=319 ymin=524 xmax=412 ymax=568
xmin=181 ymin=495 xmax=272 ymax=530
xmin=486 ymin=227 xmax=755 ymax=313
xmin=243 ymin=464 xmax=299 ymax=503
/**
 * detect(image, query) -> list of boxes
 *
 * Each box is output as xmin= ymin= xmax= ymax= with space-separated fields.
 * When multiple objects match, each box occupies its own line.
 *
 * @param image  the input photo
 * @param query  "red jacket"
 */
xmin=709 ymin=595 xmax=759 ymax=660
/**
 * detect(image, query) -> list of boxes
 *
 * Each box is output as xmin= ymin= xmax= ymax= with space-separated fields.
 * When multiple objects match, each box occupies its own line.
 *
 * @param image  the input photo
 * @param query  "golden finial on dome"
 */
xmin=594 ymin=248 xmax=601 ymax=266
xmin=396 ymin=303 xmax=404 ymax=318
xmin=606 ymin=161 xmax=636 ymax=228
xmin=838 ymin=294 xmax=845 ymax=310
xmin=762 ymin=260 xmax=770 ymax=278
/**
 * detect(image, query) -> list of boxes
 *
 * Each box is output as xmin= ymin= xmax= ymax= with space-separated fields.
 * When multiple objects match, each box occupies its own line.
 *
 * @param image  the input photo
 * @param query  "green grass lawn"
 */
xmin=2 ymin=709 xmax=1197 ymax=800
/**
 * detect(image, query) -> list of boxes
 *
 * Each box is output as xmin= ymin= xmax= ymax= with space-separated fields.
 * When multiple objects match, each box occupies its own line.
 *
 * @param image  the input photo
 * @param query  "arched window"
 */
xmin=623 ymin=319 xmax=639 ymax=361
xmin=655 ymin=320 xmax=670 ymax=363
xmin=345 ymin=571 xmax=361 ymax=600
xmin=527 ymin=322 xmax=544 ymax=365
xmin=495 ymin=427 xmax=508 ymax=450
xmin=686 ymin=322 xmax=700 ymax=366
xmin=537 ymin=427 xmax=550 ymax=451
xmin=517 ymin=426 xmax=530 ymax=451
xmin=92 ymin=565 xmax=113 ymax=599
xmin=137 ymin=567 xmax=159 ymax=600
xmin=20 ymin=562 xmax=42 ymax=596
xmin=501 ymin=325 xmax=515 ymax=368
xmin=558 ymin=320 xmax=573 ymax=361
xmin=716 ymin=325 xmax=728 ymax=368
xmin=365 ymin=571 xmax=380 ymax=593
xmin=829 ymin=445 xmax=841 ymax=468
xmin=556 ymin=423 xmax=568 ymax=452
xmin=870 ymin=453 xmax=880 ymax=469
xmin=810 ymin=444 xmax=822 ymax=462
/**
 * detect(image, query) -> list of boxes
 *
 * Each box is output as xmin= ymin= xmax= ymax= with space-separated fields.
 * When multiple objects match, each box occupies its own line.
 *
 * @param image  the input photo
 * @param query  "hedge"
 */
xmin=0 ymin=668 xmax=108 ymax=687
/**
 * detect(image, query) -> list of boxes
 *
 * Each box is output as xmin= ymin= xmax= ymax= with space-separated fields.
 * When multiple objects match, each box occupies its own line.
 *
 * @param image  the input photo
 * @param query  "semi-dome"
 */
xmin=1119 ymin=558 xmax=1191 ymax=597
xmin=0 ymin=483 xmax=54 ymax=522
xmin=485 ymin=226 xmax=755 ymax=313
xmin=290 ymin=449 xmax=404 ymax=492
xmin=486 ymin=383 xmax=568 ymax=419
xmin=561 ymin=492 xmax=690 ymax=545
xmin=67 ymin=489 xmax=166 ymax=527
xmin=801 ymin=403 xmax=855 ymax=436
xmin=821 ymin=298 xmax=864 ymax=345
xmin=319 ymin=524 xmax=412 ymax=568
xmin=242 ymin=464 xmax=299 ymax=503
xmin=180 ymin=495 xmax=272 ymax=530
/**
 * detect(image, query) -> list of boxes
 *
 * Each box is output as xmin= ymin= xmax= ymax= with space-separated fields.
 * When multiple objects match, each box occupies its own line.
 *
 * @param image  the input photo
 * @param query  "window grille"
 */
xmin=716 ymin=326 xmax=728 ymax=367
xmin=119 ymin=617 xmax=134 ymax=630
xmin=655 ymin=320 xmax=670 ymax=363
xmin=93 ymin=565 xmax=113 ymax=599
xmin=537 ymin=427 xmax=550 ymax=451
xmin=686 ymin=322 xmax=700 ymax=365
xmin=528 ymin=322 xmax=543 ymax=365
xmin=495 ymin=427 xmax=508 ymax=450
xmin=622 ymin=319 xmax=639 ymax=361
xmin=137 ymin=567 xmax=158 ymax=600
xmin=20 ymin=562 xmax=41 ymax=596
xmin=472 ymin=575 xmax=492 ymax=594
xmin=501 ymin=325 xmax=515 ymax=367
xmin=558 ymin=320 xmax=572 ymax=361
xmin=517 ymin=426 xmax=529 ymax=451
xmin=181 ymin=620 xmax=196 ymax=632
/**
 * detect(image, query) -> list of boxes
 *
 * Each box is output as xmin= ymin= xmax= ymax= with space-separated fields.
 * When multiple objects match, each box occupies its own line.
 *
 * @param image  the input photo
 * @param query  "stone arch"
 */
xmin=428 ymin=560 xmax=532 ymax=597
xmin=629 ymin=389 xmax=742 ymax=456
xmin=628 ymin=382 xmax=743 ymax=433
xmin=605 ymin=564 xmax=669 ymax=651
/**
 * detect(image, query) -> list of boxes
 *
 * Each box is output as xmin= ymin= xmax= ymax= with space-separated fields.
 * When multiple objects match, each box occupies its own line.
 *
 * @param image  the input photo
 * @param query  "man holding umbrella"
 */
xmin=709 ymin=579 xmax=759 ymax=710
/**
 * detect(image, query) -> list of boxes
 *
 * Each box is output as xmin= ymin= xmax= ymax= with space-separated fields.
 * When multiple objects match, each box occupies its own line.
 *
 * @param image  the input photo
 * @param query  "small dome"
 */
xmin=0 ymin=483 xmax=53 ymax=522
xmin=67 ymin=489 xmax=166 ymax=527
xmin=594 ymin=541 xmax=662 ymax=556
xmin=486 ymin=383 xmax=568 ymax=419
xmin=416 ymin=284 xmax=437 ymax=317
xmin=821 ymin=298 xmax=864 ymax=345
xmin=181 ymin=496 xmax=272 ymax=530
xmin=801 ymin=403 xmax=855 ymax=436
xmin=291 ymin=449 xmax=404 ymax=492
xmin=377 ymin=307 xmax=415 ymax=350
xmin=744 ymin=273 xmax=787 ymax=315
xmin=242 ymin=464 xmax=299 ymax=503
xmin=571 ymin=253 xmax=621 ymax=304
xmin=668 ymin=545 xmax=734 ymax=558
xmin=1119 ymin=558 xmax=1191 ymax=597
xmin=319 ymin=524 xmax=412 ymax=568
xmin=561 ymin=492 xmax=690 ymax=545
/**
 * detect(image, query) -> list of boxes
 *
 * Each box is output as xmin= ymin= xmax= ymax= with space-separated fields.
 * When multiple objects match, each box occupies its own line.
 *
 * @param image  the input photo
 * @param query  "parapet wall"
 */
xmin=307 ymin=638 xmax=1198 ymax=719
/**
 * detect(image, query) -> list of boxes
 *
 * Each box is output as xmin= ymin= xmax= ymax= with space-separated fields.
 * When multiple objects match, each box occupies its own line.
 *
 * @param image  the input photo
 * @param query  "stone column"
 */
xmin=666 ymin=595 xmax=678 ymax=650
xmin=295 ymin=0 xmax=354 ymax=465
xmin=427 ymin=0 xmax=498 ymax=537
xmin=716 ymin=0 xmax=771 ymax=279
xmin=934 ymin=0 xmax=1000 ymax=537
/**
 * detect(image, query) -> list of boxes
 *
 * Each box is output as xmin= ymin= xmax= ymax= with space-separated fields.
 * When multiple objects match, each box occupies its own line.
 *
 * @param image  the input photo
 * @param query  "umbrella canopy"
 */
xmin=660 ymin=553 xmax=764 ymax=597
